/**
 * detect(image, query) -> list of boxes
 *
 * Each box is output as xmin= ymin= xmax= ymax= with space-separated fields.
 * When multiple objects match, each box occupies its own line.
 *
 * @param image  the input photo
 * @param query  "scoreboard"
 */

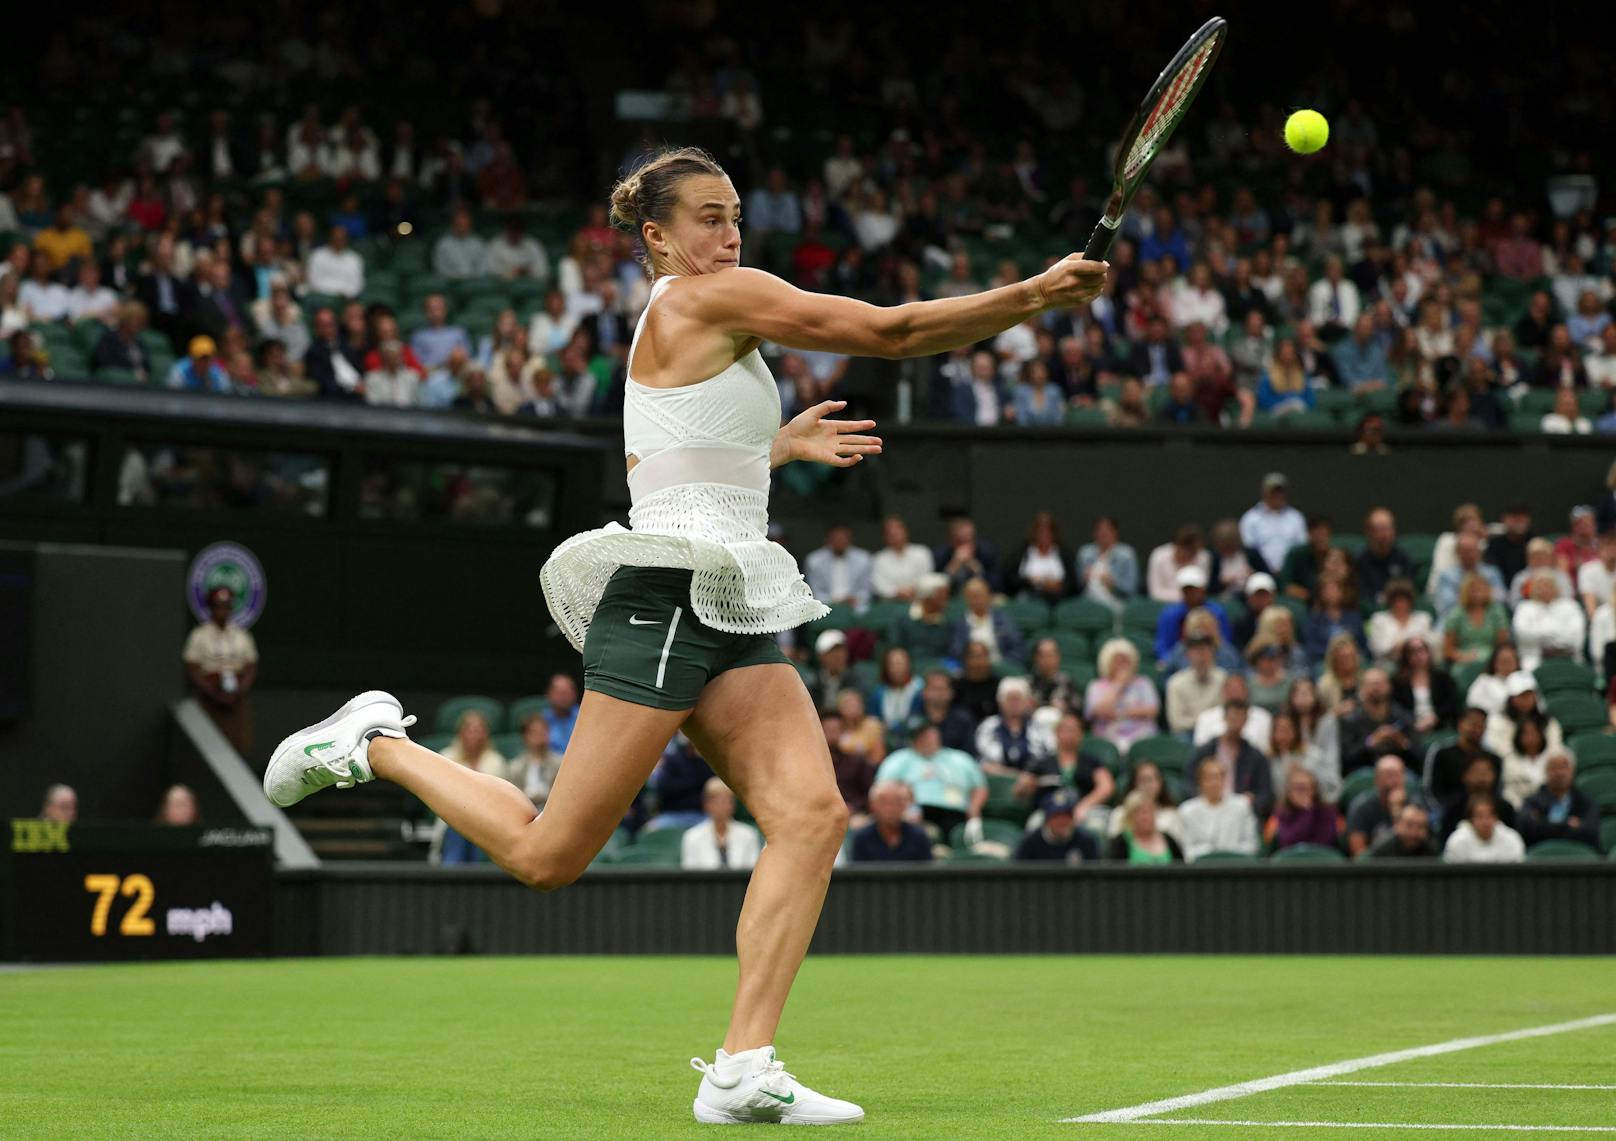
xmin=1 ymin=820 xmax=275 ymax=961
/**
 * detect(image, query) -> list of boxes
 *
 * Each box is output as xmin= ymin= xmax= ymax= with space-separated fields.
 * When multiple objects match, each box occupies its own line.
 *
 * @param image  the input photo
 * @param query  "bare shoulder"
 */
xmin=660 ymin=267 xmax=789 ymax=319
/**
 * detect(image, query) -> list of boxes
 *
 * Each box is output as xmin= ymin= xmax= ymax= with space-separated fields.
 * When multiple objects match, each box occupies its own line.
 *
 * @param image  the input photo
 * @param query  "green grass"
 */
xmin=2 ymin=956 xmax=1614 ymax=1138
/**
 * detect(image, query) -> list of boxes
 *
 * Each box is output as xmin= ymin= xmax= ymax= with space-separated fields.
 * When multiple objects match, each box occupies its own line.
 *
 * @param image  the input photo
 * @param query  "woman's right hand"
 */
xmin=1034 ymin=255 xmax=1110 ymax=310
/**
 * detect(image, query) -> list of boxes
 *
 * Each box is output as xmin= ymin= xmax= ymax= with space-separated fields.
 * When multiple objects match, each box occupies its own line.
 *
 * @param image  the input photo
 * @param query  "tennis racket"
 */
xmin=1082 ymin=16 xmax=1228 ymax=261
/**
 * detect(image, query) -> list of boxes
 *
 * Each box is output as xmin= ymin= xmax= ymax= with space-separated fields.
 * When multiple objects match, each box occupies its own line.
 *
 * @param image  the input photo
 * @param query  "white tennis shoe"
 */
xmin=262 ymin=690 xmax=416 ymax=808
xmin=691 ymin=1045 xmax=864 ymax=1125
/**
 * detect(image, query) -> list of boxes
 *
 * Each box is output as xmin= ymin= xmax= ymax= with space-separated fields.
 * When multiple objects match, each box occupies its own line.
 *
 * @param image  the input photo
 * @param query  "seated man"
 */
xmin=1346 ymin=755 xmax=1416 ymax=857
xmin=680 ymin=778 xmax=762 ymax=870
xmin=1178 ymin=755 xmax=1260 ymax=861
xmin=889 ymin=573 xmax=954 ymax=663
xmin=1013 ymin=789 xmax=1101 ymax=864
xmin=901 ymin=669 xmax=979 ymax=755
xmin=1437 ymin=754 xmax=1516 ymax=845
xmin=1193 ymin=673 xmax=1273 ymax=752
xmin=1153 ymin=565 xmax=1232 ymax=662
xmin=874 ymin=723 xmax=987 ymax=840
xmin=1165 ymin=634 xmax=1227 ymax=734
xmin=1338 ymin=668 xmax=1417 ymax=776
xmin=848 ymin=780 xmax=933 ymax=863
xmin=1516 ymin=750 xmax=1601 ymax=849
xmin=1427 ymin=707 xmax=1503 ymax=805
xmin=1189 ymin=697 xmax=1275 ymax=819
xmin=803 ymin=522 xmax=874 ymax=611
xmin=1366 ymin=802 xmax=1439 ymax=859
xmin=948 ymin=576 xmax=1027 ymax=665
xmin=975 ymin=676 xmax=1050 ymax=774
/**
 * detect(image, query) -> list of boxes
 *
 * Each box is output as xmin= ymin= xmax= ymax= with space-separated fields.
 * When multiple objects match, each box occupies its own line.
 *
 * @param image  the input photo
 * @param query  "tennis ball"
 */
xmin=1284 ymin=109 xmax=1329 ymax=154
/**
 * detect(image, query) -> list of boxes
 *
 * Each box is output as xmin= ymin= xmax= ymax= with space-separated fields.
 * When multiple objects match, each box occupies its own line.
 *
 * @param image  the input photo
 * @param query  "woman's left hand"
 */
xmin=774 ymin=400 xmax=883 ymax=468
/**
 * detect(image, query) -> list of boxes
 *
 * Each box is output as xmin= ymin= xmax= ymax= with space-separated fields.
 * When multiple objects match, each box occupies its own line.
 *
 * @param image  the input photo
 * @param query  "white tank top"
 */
xmin=539 ymin=273 xmax=827 ymax=652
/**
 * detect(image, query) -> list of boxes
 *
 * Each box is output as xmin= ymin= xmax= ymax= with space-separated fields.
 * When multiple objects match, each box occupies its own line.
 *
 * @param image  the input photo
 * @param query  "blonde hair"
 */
xmin=608 ymin=146 xmax=727 ymax=278
xmin=1253 ymin=605 xmax=1295 ymax=647
xmin=1181 ymin=606 xmax=1223 ymax=645
xmin=1120 ymin=789 xmax=1156 ymax=832
xmin=1097 ymin=637 xmax=1140 ymax=678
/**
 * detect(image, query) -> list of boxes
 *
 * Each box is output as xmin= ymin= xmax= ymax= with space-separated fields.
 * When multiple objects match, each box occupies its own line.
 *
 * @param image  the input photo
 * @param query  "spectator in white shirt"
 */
xmin=1306 ymin=256 xmax=1361 ymax=340
xmin=803 ymin=523 xmax=874 ymax=611
xmin=822 ymin=135 xmax=863 ymax=202
xmin=485 ymin=216 xmax=550 ymax=282
xmin=64 ymin=262 xmax=120 ymax=325
xmin=362 ymin=340 xmax=420 ymax=407
xmin=1193 ymin=673 xmax=1274 ymax=753
xmin=871 ymin=515 xmax=934 ymax=601
xmin=528 ymin=289 xmax=578 ymax=355
xmin=1238 ymin=471 xmax=1307 ymax=573
xmin=1513 ymin=571 xmax=1587 ymax=669
xmin=1146 ymin=525 xmax=1212 ymax=603
xmin=1577 ymin=530 xmax=1616 ymax=616
xmin=1541 ymin=386 xmax=1592 ymax=435
xmin=1442 ymin=794 xmax=1525 ymax=864
xmin=18 ymin=251 xmax=71 ymax=322
xmin=432 ymin=208 xmax=488 ymax=279
xmin=1508 ymin=537 xmax=1576 ymax=609
xmin=1168 ymin=262 xmax=1229 ymax=335
xmin=1179 ymin=755 xmax=1260 ymax=861
xmin=1587 ymin=325 xmax=1616 ymax=389
xmin=141 ymin=111 xmax=187 ymax=173
xmin=680 ymin=778 xmax=762 ymax=870
xmin=304 ymin=226 xmax=365 ymax=298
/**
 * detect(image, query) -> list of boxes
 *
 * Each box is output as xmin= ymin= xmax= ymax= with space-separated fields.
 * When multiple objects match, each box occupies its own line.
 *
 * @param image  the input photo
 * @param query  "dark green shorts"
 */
xmin=582 ymin=566 xmax=791 ymax=710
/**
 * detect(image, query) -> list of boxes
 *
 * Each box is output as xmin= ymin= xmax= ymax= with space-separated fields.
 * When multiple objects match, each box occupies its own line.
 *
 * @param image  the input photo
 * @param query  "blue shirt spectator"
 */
xmin=410 ymin=294 xmax=472 ymax=369
xmin=166 ymin=338 xmax=233 ymax=393
xmin=1432 ymin=534 xmax=1508 ymax=618
xmin=1332 ymin=317 xmax=1392 ymax=390
xmin=1154 ymin=566 xmax=1233 ymax=661
xmin=745 ymin=168 xmax=802 ymax=234
xmin=1238 ymin=474 xmax=1308 ymax=573
xmin=1077 ymin=519 xmax=1140 ymax=603
xmin=541 ymin=673 xmax=581 ymax=755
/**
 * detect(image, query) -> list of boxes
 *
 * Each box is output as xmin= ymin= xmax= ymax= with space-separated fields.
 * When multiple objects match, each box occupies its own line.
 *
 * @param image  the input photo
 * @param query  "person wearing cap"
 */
xmin=165 ymin=333 xmax=234 ymax=393
xmin=1013 ymin=788 xmax=1101 ymax=864
xmin=804 ymin=523 xmax=873 ymax=612
xmin=1166 ymin=633 xmax=1228 ymax=735
xmin=948 ymin=576 xmax=1026 ymax=666
xmin=1484 ymin=670 xmax=1564 ymax=760
xmin=806 ymin=629 xmax=853 ymax=714
xmin=975 ymin=676 xmax=1048 ymax=775
xmin=847 ymin=781 xmax=932 ymax=863
xmin=1353 ymin=507 xmax=1413 ymax=609
xmin=1512 ymin=571 xmax=1586 ymax=670
xmin=181 ymin=585 xmax=259 ymax=754
xmin=1153 ymin=564 xmax=1231 ymax=663
xmin=1238 ymin=472 xmax=1307 ymax=575
xmin=1515 ymin=542 xmax=1575 ymax=613
xmin=1485 ymin=504 xmax=1535 ymax=587
xmin=1554 ymin=506 xmax=1600 ymax=580
xmin=1233 ymin=572 xmax=1277 ymax=646
xmin=889 ymin=572 xmax=954 ymax=664
xmin=1367 ymin=579 xmax=1433 ymax=666
xmin=870 ymin=515 xmax=935 ymax=602
xmin=873 ymin=723 xmax=986 ymax=841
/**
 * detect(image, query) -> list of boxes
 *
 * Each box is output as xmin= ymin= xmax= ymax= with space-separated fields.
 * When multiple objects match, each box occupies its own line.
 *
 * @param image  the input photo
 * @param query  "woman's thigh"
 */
xmin=684 ymin=662 xmax=843 ymax=833
xmin=529 ymin=690 xmax=690 ymax=857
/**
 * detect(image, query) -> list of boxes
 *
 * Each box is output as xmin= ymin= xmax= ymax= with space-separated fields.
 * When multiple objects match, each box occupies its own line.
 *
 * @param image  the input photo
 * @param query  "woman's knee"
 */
xmin=508 ymin=839 xmax=590 ymax=892
xmin=765 ymin=791 xmax=849 ymax=853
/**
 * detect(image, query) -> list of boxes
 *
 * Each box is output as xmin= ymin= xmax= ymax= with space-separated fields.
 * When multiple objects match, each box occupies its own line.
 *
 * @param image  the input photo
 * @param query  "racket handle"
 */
xmin=1083 ymin=217 xmax=1121 ymax=262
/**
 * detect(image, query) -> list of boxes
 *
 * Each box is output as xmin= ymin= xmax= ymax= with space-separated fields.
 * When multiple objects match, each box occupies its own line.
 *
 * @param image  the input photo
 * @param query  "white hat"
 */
xmin=1504 ymin=670 xmax=1538 ymax=698
xmin=815 ymin=629 xmax=847 ymax=656
xmin=1245 ymin=572 xmax=1277 ymax=596
xmin=1176 ymin=565 xmax=1209 ymax=590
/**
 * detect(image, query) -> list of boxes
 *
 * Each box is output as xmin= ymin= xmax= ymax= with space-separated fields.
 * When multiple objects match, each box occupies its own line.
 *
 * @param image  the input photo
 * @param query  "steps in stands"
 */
xmin=286 ymin=780 xmax=432 ymax=861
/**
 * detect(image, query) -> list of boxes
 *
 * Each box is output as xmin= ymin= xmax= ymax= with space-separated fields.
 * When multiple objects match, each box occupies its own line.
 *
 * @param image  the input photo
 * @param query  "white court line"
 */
xmin=1065 ymin=1012 xmax=1616 ymax=1123
xmin=1315 ymin=1081 xmax=1616 ymax=1091
xmin=1103 ymin=1120 xmax=1616 ymax=1133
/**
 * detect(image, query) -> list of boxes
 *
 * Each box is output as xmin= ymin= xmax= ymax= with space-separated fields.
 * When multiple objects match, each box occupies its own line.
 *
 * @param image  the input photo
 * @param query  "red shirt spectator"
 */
xmin=1555 ymin=506 xmax=1599 ymax=578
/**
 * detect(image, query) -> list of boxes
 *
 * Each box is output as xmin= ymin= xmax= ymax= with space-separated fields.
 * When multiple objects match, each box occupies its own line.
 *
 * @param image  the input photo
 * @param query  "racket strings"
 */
xmin=1123 ymin=39 xmax=1219 ymax=181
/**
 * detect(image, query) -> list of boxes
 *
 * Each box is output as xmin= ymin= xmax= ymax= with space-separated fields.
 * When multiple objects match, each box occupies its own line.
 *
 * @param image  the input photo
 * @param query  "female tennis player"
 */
xmin=265 ymin=146 xmax=1107 ymax=1125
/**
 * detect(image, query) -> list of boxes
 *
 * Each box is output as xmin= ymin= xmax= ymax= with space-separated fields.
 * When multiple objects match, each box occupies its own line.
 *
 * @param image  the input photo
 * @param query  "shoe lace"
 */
xmin=758 ymin=1056 xmax=796 ymax=1096
xmin=324 ymin=715 xmax=416 ymax=789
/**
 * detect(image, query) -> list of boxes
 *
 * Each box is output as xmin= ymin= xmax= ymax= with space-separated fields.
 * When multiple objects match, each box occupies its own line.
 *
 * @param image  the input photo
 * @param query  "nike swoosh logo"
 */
xmin=628 ymin=615 xmax=661 ymax=626
xmin=303 ymin=740 xmax=337 ymax=758
xmin=760 ymin=1090 xmax=795 ymax=1105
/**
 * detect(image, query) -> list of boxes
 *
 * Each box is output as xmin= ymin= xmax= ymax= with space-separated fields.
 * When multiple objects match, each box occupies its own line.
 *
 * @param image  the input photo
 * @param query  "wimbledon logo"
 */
xmin=186 ymin=542 xmax=268 ymax=628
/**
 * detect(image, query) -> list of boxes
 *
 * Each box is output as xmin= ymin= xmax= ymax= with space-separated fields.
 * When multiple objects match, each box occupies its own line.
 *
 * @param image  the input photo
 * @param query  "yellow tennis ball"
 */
xmin=1284 ymin=109 xmax=1329 ymax=154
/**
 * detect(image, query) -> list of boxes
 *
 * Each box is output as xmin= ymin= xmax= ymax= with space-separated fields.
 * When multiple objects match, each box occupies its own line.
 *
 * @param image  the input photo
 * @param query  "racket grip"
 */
xmin=1083 ymin=217 xmax=1120 ymax=261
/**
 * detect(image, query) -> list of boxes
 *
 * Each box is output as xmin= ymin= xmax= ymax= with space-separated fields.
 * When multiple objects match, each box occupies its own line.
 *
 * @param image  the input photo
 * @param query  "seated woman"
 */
xmin=1512 ymin=571 xmax=1587 ymax=670
xmin=1465 ymin=643 xmax=1522 ymax=716
xmin=433 ymin=709 xmax=510 ymax=864
xmin=1499 ymin=718 xmax=1550 ymax=810
xmin=1019 ymin=711 xmax=1116 ymax=831
xmin=1010 ymin=358 xmax=1067 ymax=427
xmin=870 ymin=646 xmax=923 ymax=731
xmin=1255 ymin=338 xmax=1316 ymax=417
xmin=1315 ymin=632 xmax=1365 ymax=718
xmin=834 ymin=688 xmax=888 ymax=767
xmin=1303 ymin=579 xmax=1364 ymax=665
xmin=1105 ymin=759 xmax=1185 ymax=844
xmin=1104 ymin=789 xmax=1185 ymax=864
xmin=1178 ymin=755 xmax=1261 ymax=861
xmin=1281 ymin=681 xmax=1343 ymax=802
xmin=1250 ymin=606 xmax=1311 ymax=676
xmin=1027 ymin=636 xmax=1079 ymax=713
xmin=1083 ymin=638 xmax=1161 ymax=756
xmin=1004 ymin=510 xmax=1076 ymax=602
xmin=1442 ymin=572 xmax=1510 ymax=668
xmin=1263 ymin=763 xmax=1342 ymax=853
xmin=1484 ymin=670 xmax=1564 ymax=759
xmin=1246 ymin=642 xmax=1297 ymax=713
xmin=1367 ymin=578 xmax=1433 ymax=666
xmin=1390 ymin=635 xmax=1460 ymax=736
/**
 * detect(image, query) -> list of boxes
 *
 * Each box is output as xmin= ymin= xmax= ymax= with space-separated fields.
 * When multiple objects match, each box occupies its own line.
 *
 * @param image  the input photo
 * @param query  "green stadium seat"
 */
xmin=1508 ymin=411 xmax=1544 ymax=434
xmin=1525 ymin=840 xmax=1601 ymax=862
xmin=1004 ymin=597 xmax=1052 ymax=635
xmin=1575 ymin=769 xmax=1616 ymax=815
xmin=1547 ymin=693 xmax=1607 ymax=737
xmin=860 ymin=598 xmax=908 ymax=637
xmin=1081 ymin=736 xmax=1123 ymax=778
xmin=607 ymin=845 xmax=682 ymax=867
xmin=1452 ymin=659 xmax=1488 ymax=698
xmin=1601 ymin=817 xmax=1616 ymax=855
xmin=433 ymin=694 xmax=506 ymax=735
xmin=1338 ymin=767 xmax=1378 ymax=812
xmin=1567 ymin=733 xmax=1616 ymax=772
xmin=1272 ymin=843 xmax=1345 ymax=863
xmin=506 ymin=694 xmax=549 ymax=731
xmin=416 ymin=733 xmax=453 ymax=755
xmin=1535 ymin=660 xmax=1596 ymax=697
xmin=491 ymin=732 xmax=524 ymax=760
xmin=809 ymin=603 xmax=860 ymax=636
xmin=1066 ymin=661 xmax=1098 ymax=693
xmin=1122 ymin=597 xmax=1166 ymax=633
xmin=1579 ymin=389 xmax=1608 ymax=419
xmin=1516 ymin=389 xmax=1557 ymax=417
xmin=631 ymin=825 xmax=688 ymax=854
xmin=93 ymin=367 xmax=144 ymax=385
xmin=1065 ymin=406 xmax=1110 ymax=428
xmin=948 ymin=818 xmax=1024 ymax=853
xmin=983 ymin=773 xmax=1031 ymax=825
xmin=1053 ymin=597 xmax=1116 ymax=636
xmin=848 ymin=659 xmax=880 ymax=693
xmin=1192 ymin=850 xmax=1261 ymax=865
xmin=1280 ymin=410 xmax=1338 ymax=431
xmin=1314 ymin=388 xmax=1356 ymax=417
xmin=1130 ymin=735 xmax=1193 ymax=778
xmin=1045 ymin=629 xmax=1090 ymax=668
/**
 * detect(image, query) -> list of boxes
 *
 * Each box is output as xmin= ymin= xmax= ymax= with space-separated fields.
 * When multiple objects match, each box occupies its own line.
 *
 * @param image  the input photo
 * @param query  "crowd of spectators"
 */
xmin=760 ymin=474 xmax=1616 ymax=865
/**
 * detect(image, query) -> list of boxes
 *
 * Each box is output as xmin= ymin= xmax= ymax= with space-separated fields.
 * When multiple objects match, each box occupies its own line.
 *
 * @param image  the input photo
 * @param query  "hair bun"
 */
xmin=609 ymin=173 xmax=642 ymax=229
